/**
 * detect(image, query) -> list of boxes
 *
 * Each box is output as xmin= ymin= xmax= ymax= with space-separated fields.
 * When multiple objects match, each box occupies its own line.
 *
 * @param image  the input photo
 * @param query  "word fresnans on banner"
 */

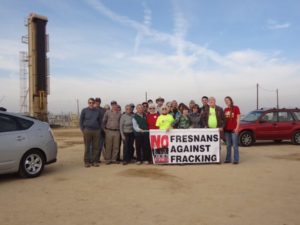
xmin=149 ymin=129 xmax=221 ymax=164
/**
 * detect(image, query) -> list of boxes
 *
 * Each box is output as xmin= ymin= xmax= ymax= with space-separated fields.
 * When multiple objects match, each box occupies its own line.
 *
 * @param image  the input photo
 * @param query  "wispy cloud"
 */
xmin=267 ymin=19 xmax=291 ymax=30
xmin=134 ymin=3 xmax=152 ymax=54
xmin=85 ymin=0 xmax=232 ymax=69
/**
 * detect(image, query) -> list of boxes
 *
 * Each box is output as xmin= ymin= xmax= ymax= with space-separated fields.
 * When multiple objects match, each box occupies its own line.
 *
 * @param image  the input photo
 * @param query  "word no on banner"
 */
xmin=149 ymin=129 xmax=221 ymax=165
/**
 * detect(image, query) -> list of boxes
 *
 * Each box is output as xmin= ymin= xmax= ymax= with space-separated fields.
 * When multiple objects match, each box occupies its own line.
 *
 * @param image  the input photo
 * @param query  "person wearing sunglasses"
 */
xmin=146 ymin=104 xmax=159 ymax=130
xmin=155 ymin=105 xmax=175 ymax=131
xmin=80 ymin=98 xmax=102 ymax=167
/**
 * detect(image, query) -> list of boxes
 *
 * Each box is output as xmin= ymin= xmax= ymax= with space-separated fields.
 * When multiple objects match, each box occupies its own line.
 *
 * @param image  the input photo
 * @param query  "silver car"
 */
xmin=0 ymin=111 xmax=57 ymax=178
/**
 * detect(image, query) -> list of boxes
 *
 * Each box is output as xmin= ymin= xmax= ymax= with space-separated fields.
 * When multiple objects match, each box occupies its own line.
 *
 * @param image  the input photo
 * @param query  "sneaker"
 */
xmin=233 ymin=161 xmax=239 ymax=164
xmin=143 ymin=161 xmax=149 ymax=165
xmin=224 ymin=160 xmax=231 ymax=163
xmin=84 ymin=163 xmax=91 ymax=168
xmin=93 ymin=163 xmax=100 ymax=167
xmin=136 ymin=161 xmax=142 ymax=165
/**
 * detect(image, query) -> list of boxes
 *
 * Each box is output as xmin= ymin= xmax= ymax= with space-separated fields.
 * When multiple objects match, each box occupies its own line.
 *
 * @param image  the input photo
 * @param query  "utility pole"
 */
xmin=276 ymin=89 xmax=279 ymax=109
xmin=256 ymin=83 xmax=259 ymax=110
xmin=145 ymin=91 xmax=148 ymax=102
xmin=76 ymin=99 xmax=80 ymax=117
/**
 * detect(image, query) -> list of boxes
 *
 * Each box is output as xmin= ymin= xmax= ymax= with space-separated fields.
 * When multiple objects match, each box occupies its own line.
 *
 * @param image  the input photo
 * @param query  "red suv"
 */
xmin=238 ymin=108 xmax=300 ymax=146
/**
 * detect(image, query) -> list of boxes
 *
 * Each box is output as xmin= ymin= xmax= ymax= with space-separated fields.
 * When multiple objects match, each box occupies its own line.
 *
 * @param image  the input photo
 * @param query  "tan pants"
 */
xmin=104 ymin=130 xmax=120 ymax=162
xmin=83 ymin=129 xmax=100 ymax=164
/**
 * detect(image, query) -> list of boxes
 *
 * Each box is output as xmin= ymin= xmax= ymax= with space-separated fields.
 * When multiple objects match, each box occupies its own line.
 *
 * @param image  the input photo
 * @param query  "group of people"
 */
xmin=79 ymin=96 xmax=241 ymax=167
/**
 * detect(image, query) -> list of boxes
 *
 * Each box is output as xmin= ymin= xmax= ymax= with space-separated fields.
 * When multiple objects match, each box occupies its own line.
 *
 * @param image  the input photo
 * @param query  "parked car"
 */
xmin=238 ymin=108 xmax=300 ymax=146
xmin=0 ymin=111 xmax=57 ymax=178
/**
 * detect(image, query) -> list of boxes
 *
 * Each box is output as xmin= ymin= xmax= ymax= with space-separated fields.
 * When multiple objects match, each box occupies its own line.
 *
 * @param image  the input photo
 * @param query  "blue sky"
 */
xmin=0 ymin=0 xmax=300 ymax=113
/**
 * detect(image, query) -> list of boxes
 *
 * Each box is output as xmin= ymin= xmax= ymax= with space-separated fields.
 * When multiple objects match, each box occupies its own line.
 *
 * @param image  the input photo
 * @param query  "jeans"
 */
xmin=135 ymin=133 xmax=152 ymax=162
xmin=224 ymin=131 xmax=239 ymax=163
xmin=122 ymin=132 xmax=135 ymax=163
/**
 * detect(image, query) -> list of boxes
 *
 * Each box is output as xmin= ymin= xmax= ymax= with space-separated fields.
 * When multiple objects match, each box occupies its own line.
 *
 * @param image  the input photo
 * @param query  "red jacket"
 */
xmin=146 ymin=113 xmax=159 ymax=129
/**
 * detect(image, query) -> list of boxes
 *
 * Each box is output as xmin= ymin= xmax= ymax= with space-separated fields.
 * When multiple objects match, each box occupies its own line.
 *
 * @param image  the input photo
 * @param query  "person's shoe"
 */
xmin=84 ymin=163 xmax=91 ymax=168
xmin=233 ymin=161 xmax=239 ymax=164
xmin=224 ymin=160 xmax=231 ymax=163
xmin=143 ymin=161 xmax=149 ymax=165
xmin=136 ymin=161 xmax=142 ymax=165
xmin=122 ymin=162 xmax=128 ymax=165
xmin=105 ymin=161 xmax=111 ymax=165
xmin=93 ymin=163 xmax=100 ymax=167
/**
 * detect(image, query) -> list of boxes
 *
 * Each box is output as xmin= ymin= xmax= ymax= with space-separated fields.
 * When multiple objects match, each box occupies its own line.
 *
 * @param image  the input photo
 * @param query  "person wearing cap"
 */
xmin=94 ymin=98 xmax=106 ymax=163
xmin=102 ymin=103 xmax=121 ymax=164
xmin=110 ymin=100 xmax=117 ymax=107
xmin=80 ymin=98 xmax=102 ymax=167
xmin=104 ymin=104 xmax=110 ymax=111
xmin=156 ymin=96 xmax=165 ymax=114
xmin=132 ymin=104 xmax=152 ymax=164
xmin=156 ymin=105 xmax=174 ymax=131
xmin=147 ymin=99 xmax=153 ymax=104
xmin=120 ymin=104 xmax=135 ymax=165
xmin=129 ymin=103 xmax=135 ymax=113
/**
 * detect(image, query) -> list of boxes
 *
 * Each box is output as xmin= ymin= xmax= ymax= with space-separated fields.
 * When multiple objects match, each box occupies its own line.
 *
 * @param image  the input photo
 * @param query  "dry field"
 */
xmin=0 ymin=128 xmax=299 ymax=225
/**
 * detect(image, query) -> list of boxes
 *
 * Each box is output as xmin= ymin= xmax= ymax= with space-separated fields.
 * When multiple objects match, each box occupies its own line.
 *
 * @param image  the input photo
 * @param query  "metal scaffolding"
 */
xmin=19 ymin=51 xmax=28 ymax=113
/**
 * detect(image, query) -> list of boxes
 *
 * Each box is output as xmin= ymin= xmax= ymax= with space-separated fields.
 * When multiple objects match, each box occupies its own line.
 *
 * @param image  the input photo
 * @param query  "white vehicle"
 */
xmin=0 ymin=111 xmax=57 ymax=178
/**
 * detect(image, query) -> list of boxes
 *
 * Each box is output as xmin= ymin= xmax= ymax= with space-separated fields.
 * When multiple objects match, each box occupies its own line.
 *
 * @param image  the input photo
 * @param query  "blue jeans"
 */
xmin=224 ymin=131 xmax=239 ymax=163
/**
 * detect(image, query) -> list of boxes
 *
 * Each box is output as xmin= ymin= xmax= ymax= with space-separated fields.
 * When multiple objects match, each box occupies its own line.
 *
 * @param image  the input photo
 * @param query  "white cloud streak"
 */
xmin=85 ymin=0 xmax=234 ymax=68
xmin=267 ymin=19 xmax=291 ymax=30
xmin=134 ymin=3 xmax=152 ymax=54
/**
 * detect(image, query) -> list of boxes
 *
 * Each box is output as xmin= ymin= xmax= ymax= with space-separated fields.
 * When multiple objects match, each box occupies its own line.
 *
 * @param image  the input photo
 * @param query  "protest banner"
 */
xmin=149 ymin=128 xmax=220 ymax=164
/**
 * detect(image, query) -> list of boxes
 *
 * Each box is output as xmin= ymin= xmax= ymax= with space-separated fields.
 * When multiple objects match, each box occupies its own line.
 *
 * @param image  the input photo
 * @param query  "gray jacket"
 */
xmin=120 ymin=113 xmax=134 ymax=139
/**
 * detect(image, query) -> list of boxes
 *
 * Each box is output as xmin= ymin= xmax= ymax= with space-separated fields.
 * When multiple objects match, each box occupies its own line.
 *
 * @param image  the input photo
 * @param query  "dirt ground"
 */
xmin=0 ymin=128 xmax=299 ymax=225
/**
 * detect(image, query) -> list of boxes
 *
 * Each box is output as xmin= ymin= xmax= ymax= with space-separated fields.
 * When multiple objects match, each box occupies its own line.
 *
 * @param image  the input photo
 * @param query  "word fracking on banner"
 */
xmin=149 ymin=129 xmax=221 ymax=164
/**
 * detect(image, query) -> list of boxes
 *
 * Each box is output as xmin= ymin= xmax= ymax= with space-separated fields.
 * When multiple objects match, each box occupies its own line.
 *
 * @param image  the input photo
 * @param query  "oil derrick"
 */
xmin=27 ymin=13 xmax=49 ymax=121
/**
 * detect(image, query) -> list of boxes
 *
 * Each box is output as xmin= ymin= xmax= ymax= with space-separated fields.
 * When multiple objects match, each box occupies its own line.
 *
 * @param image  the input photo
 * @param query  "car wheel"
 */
xmin=19 ymin=150 xmax=45 ymax=178
xmin=292 ymin=131 xmax=300 ymax=145
xmin=239 ymin=131 xmax=254 ymax=147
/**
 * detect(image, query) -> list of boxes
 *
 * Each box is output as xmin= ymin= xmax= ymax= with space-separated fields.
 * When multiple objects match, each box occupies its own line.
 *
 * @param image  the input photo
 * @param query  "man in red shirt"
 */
xmin=224 ymin=96 xmax=241 ymax=164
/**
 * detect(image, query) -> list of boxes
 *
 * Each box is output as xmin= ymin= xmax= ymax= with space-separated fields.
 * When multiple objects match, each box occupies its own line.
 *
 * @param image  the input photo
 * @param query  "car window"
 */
xmin=261 ymin=112 xmax=276 ymax=122
xmin=0 ymin=115 xmax=19 ymax=132
xmin=17 ymin=117 xmax=34 ymax=129
xmin=242 ymin=111 xmax=263 ymax=122
xmin=278 ymin=112 xmax=294 ymax=122
xmin=293 ymin=112 xmax=300 ymax=121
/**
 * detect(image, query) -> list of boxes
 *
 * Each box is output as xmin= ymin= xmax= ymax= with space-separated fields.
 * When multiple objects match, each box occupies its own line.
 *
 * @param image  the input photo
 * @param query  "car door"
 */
xmin=0 ymin=114 xmax=29 ymax=171
xmin=275 ymin=111 xmax=295 ymax=139
xmin=255 ymin=111 xmax=278 ymax=140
